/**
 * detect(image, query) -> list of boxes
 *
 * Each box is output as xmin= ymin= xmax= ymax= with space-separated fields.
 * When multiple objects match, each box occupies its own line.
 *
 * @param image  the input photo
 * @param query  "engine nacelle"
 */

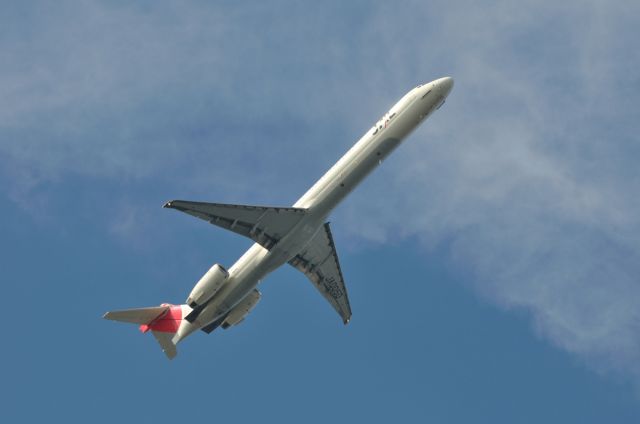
xmin=222 ymin=289 xmax=261 ymax=329
xmin=186 ymin=264 xmax=229 ymax=307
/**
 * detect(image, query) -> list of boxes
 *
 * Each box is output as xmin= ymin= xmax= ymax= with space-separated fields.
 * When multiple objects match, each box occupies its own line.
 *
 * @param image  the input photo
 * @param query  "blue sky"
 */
xmin=2 ymin=1 xmax=640 ymax=422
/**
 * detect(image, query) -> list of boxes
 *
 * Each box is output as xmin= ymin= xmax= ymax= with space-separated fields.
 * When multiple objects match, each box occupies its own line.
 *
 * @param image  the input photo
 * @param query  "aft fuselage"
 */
xmin=174 ymin=77 xmax=454 ymax=342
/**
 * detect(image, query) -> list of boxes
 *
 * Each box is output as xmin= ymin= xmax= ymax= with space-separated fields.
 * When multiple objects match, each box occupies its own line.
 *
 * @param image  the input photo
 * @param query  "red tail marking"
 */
xmin=138 ymin=305 xmax=183 ymax=334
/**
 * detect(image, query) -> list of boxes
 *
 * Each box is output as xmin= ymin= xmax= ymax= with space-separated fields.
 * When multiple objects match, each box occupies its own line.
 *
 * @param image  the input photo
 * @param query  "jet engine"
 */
xmin=186 ymin=264 xmax=229 ymax=307
xmin=222 ymin=289 xmax=261 ymax=329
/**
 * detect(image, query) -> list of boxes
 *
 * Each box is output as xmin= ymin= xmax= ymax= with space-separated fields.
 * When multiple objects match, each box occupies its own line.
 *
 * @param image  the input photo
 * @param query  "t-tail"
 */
xmin=103 ymin=304 xmax=191 ymax=359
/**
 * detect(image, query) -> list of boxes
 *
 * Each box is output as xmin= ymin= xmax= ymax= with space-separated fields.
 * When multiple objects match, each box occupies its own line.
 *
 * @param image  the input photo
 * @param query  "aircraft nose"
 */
xmin=436 ymin=76 xmax=454 ymax=96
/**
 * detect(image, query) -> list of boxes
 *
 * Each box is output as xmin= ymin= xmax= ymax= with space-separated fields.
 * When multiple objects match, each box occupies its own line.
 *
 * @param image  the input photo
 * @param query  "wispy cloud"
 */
xmin=341 ymin=0 xmax=640 ymax=380
xmin=1 ymin=0 xmax=639 ymax=383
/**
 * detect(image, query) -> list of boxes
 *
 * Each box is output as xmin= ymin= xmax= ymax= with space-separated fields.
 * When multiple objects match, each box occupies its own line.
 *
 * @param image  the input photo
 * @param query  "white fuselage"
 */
xmin=174 ymin=77 xmax=454 ymax=342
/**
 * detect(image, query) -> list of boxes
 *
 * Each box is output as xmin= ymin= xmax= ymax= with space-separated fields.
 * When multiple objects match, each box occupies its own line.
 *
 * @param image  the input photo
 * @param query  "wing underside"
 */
xmin=164 ymin=200 xmax=351 ymax=324
xmin=164 ymin=200 xmax=307 ymax=249
xmin=289 ymin=223 xmax=352 ymax=324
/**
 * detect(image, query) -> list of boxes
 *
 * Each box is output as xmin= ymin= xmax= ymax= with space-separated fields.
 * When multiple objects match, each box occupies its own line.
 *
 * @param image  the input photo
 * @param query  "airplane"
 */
xmin=104 ymin=76 xmax=454 ymax=359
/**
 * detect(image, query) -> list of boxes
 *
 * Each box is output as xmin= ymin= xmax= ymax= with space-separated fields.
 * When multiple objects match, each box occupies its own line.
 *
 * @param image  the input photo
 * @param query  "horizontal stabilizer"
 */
xmin=104 ymin=304 xmax=184 ymax=360
xmin=103 ymin=305 xmax=169 ymax=325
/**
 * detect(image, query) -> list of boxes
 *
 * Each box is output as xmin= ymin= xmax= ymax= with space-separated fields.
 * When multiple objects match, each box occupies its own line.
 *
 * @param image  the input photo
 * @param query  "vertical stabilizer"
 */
xmin=151 ymin=331 xmax=178 ymax=359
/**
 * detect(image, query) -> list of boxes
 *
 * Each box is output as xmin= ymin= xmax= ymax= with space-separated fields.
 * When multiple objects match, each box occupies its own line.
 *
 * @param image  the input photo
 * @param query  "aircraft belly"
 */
xmin=299 ymin=103 xmax=423 ymax=215
xmin=195 ymin=229 xmax=314 ymax=327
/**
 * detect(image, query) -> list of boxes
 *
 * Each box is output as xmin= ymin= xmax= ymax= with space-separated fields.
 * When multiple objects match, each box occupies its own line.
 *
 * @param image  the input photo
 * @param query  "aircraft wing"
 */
xmin=164 ymin=200 xmax=307 ymax=249
xmin=289 ymin=223 xmax=352 ymax=324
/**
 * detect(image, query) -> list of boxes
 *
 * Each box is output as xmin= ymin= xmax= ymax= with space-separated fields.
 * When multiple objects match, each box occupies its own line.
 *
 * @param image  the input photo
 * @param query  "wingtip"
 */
xmin=163 ymin=201 xmax=173 ymax=208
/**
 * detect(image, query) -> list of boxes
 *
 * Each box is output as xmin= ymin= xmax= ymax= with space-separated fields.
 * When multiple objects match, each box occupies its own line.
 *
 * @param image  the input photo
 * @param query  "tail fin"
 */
xmin=150 ymin=331 xmax=177 ymax=360
xmin=103 ymin=304 xmax=186 ymax=360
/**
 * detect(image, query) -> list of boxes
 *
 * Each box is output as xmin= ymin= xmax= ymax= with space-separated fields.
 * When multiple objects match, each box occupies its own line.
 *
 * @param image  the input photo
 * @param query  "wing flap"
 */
xmin=164 ymin=200 xmax=307 ymax=249
xmin=289 ymin=223 xmax=352 ymax=324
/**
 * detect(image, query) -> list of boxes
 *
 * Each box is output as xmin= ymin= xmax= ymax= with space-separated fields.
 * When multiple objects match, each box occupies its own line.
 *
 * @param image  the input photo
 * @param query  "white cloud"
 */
xmin=339 ymin=0 xmax=640 ymax=381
